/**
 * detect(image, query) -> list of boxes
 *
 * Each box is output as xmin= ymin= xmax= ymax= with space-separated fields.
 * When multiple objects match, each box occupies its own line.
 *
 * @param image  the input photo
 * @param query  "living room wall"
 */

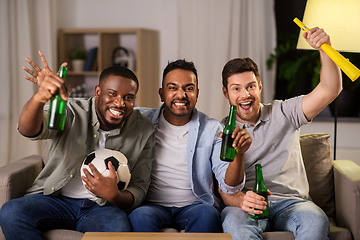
xmin=55 ymin=0 xmax=178 ymax=92
xmin=54 ymin=0 xmax=360 ymax=165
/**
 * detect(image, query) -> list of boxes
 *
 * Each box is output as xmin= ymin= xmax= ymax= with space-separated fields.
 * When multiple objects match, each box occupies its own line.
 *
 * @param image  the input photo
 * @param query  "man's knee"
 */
xmin=130 ymin=205 xmax=157 ymax=220
xmin=193 ymin=204 xmax=220 ymax=220
xmin=221 ymin=206 xmax=248 ymax=224
xmin=0 ymin=198 xmax=26 ymax=224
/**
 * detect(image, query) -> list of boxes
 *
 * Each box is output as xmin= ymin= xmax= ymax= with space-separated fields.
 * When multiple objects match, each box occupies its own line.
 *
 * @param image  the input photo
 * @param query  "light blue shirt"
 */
xmin=137 ymin=105 xmax=243 ymax=209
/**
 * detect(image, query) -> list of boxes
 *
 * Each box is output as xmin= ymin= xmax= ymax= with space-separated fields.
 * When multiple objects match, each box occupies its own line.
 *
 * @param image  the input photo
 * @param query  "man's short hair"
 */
xmin=162 ymin=59 xmax=198 ymax=88
xmin=222 ymin=58 xmax=261 ymax=89
xmin=99 ymin=65 xmax=139 ymax=92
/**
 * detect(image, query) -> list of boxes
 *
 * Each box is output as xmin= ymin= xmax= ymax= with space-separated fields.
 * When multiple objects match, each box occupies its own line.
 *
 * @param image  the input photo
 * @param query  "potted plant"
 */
xmin=69 ymin=47 xmax=87 ymax=72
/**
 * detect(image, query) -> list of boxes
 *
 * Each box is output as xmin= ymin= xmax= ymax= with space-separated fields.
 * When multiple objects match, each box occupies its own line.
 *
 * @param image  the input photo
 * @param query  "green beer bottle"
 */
xmin=48 ymin=66 xmax=67 ymax=131
xmin=220 ymin=105 xmax=236 ymax=162
xmin=253 ymin=164 xmax=269 ymax=219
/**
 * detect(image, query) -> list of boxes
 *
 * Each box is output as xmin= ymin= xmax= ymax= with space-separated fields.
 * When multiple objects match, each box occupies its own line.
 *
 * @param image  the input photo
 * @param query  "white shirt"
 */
xmin=145 ymin=111 xmax=198 ymax=207
xmin=60 ymin=129 xmax=110 ymax=200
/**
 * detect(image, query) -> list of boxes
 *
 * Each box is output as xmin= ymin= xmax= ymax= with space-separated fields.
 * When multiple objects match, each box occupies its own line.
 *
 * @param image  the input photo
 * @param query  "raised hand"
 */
xmin=34 ymin=68 xmax=70 ymax=103
xmin=23 ymin=50 xmax=67 ymax=86
xmin=303 ymin=27 xmax=331 ymax=50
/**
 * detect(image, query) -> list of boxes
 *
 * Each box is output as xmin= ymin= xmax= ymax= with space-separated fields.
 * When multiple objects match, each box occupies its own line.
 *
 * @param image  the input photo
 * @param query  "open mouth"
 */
xmin=239 ymin=101 xmax=252 ymax=111
xmin=173 ymin=101 xmax=188 ymax=108
xmin=109 ymin=108 xmax=125 ymax=118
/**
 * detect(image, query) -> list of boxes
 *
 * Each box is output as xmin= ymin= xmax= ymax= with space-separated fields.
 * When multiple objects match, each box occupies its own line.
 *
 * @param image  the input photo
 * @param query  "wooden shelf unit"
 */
xmin=58 ymin=28 xmax=159 ymax=108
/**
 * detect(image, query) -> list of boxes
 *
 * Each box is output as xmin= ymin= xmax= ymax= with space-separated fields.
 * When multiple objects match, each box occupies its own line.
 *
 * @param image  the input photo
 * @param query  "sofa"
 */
xmin=0 ymin=133 xmax=359 ymax=240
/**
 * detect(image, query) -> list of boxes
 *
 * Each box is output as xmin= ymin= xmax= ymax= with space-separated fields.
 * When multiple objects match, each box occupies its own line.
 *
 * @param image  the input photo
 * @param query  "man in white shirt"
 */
xmin=128 ymin=59 xmax=252 ymax=232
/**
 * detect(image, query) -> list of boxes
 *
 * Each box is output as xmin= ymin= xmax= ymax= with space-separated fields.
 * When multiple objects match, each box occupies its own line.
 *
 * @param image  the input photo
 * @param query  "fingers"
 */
xmin=81 ymin=163 xmax=101 ymax=191
xmin=59 ymin=83 xmax=70 ymax=101
xmin=23 ymin=51 xmax=51 ymax=86
xmin=41 ymin=70 xmax=69 ymax=101
xmin=39 ymin=50 xmax=50 ymax=70
xmin=242 ymin=191 xmax=267 ymax=214
xmin=24 ymin=74 xmax=38 ymax=84
xmin=25 ymin=57 xmax=42 ymax=74
xmin=304 ymin=27 xmax=330 ymax=49
xmin=23 ymin=66 xmax=38 ymax=79
xmin=231 ymin=126 xmax=252 ymax=154
xmin=56 ymin=62 xmax=68 ymax=75
xmin=45 ymin=68 xmax=71 ymax=99
xmin=88 ymin=163 xmax=102 ymax=179
xmin=107 ymin=161 xmax=117 ymax=179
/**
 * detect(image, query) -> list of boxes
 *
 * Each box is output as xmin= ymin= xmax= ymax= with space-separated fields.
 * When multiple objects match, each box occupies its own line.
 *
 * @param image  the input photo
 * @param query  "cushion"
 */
xmin=300 ymin=133 xmax=334 ymax=218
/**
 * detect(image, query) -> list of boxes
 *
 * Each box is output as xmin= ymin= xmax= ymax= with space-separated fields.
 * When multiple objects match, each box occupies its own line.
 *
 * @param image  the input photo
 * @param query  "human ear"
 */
xmin=258 ymin=81 xmax=263 ymax=92
xmin=94 ymin=85 xmax=101 ymax=100
xmin=159 ymin=88 xmax=164 ymax=102
xmin=222 ymin=86 xmax=230 ymax=100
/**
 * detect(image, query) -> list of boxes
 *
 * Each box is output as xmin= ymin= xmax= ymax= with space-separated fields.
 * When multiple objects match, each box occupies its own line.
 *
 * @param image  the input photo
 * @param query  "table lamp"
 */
xmin=294 ymin=0 xmax=360 ymax=159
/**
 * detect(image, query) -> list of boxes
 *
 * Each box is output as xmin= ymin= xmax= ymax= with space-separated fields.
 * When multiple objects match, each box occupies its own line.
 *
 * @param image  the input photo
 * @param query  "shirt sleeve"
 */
xmin=219 ymin=173 xmax=245 ymax=195
xmin=212 ymin=124 xmax=244 ymax=196
xmin=125 ymin=131 xmax=156 ymax=210
xmin=281 ymin=95 xmax=309 ymax=129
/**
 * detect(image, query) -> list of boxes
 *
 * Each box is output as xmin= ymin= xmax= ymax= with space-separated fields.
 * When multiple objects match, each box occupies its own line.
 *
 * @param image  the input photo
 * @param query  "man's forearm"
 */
xmin=319 ymin=49 xmax=342 ymax=98
xmin=219 ymin=187 xmax=244 ymax=208
xmin=18 ymin=95 xmax=46 ymax=137
xmin=108 ymin=190 xmax=134 ymax=210
xmin=224 ymin=153 xmax=245 ymax=186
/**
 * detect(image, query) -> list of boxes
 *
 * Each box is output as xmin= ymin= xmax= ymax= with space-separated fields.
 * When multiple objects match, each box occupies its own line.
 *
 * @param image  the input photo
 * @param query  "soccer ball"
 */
xmin=80 ymin=149 xmax=131 ymax=194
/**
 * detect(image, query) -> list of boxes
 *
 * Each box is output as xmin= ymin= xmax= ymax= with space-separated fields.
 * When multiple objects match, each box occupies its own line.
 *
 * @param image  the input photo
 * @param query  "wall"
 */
xmin=55 ymin=0 xmax=179 ymax=98
xmin=54 ymin=0 xmax=360 ymax=166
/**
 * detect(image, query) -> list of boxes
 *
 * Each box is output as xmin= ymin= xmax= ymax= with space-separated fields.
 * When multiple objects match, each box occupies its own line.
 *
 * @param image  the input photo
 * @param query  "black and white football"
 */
xmin=80 ymin=149 xmax=131 ymax=193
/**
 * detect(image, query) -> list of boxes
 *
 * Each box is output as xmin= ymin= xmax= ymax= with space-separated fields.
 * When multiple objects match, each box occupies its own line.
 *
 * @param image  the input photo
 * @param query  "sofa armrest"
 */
xmin=0 ymin=155 xmax=43 ymax=207
xmin=333 ymin=160 xmax=360 ymax=240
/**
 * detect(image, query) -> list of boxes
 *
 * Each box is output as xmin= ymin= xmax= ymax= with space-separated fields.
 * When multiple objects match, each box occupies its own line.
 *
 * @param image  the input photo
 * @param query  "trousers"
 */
xmin=0 ymin=193 xmax=131 ymax=240
xmin=221 ymin=198 xmax=329 ymax=240
xmin=129 ymin=202 xmax=221 ymax=232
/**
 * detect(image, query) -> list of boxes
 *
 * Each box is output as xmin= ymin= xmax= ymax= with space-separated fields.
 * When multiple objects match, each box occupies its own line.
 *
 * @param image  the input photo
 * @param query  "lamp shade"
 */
xmin=297 ymin=0 xmax=360 ymax=53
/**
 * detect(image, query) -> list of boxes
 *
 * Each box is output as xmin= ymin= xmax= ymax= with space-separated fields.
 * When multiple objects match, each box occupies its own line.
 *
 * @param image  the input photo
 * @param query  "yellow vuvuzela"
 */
xmin=294 ymin=17 xmax=360 ymax=82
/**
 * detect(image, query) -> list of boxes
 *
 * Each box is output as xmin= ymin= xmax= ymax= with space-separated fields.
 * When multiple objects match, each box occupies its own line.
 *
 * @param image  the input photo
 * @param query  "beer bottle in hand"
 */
xmin=253 ymin=164 xmax=269 ymax=219
xmin=220 ymin=105 xmax=236 ymax=161
xmin=48 ymin=66 xmax=67 ymax=131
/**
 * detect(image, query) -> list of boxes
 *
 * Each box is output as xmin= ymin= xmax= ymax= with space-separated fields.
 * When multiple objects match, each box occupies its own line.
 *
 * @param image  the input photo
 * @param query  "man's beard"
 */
xmin=96 ymin=106 xmax=125 ymax=130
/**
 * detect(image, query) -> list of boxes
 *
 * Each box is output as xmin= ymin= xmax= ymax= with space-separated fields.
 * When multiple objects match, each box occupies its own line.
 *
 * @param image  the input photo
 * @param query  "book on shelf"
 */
xmin=84 ymin=47 xmax=98 ymax=71
xmin=92 ymin=56 xmax=98 ymax=71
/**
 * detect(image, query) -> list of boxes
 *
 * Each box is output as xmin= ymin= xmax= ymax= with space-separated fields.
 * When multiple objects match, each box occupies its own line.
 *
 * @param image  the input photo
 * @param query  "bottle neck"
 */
xmin=59 ymin=66 xmax=67 ymax=80
xmin=255 ymin=166 xmax=264 ymax=183
xmin=227 ymin=105 xmax=237 ymax=126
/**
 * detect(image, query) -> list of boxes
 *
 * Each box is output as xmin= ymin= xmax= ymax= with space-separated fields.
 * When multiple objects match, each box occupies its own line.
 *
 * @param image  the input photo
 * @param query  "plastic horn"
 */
xmin=294 ymin=17 xmax=360 ymax=81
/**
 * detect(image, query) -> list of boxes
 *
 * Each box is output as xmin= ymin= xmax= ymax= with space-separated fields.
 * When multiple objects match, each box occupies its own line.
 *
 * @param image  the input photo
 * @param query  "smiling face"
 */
xmin=223 ymin=71 xmax=262 ymax=126
xmin=94 ymin=75 xmax=137 ymax=131
xmin=159 ymin=69 xmax=199 ymax=126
